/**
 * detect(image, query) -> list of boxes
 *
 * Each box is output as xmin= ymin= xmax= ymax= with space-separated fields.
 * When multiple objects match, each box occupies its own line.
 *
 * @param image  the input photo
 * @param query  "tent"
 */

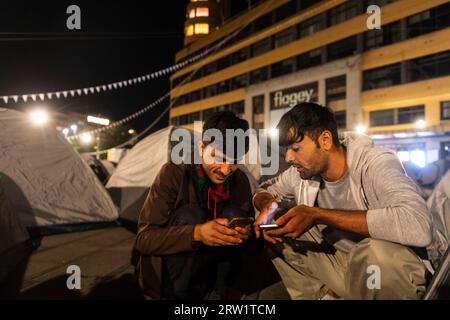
xmin=0 ymin=108 xmax=119 ymax=281
xmin=106 ymin=126 xmax=261 ymax=222
xmin=81 ymin=154 xmax=116 ymax=185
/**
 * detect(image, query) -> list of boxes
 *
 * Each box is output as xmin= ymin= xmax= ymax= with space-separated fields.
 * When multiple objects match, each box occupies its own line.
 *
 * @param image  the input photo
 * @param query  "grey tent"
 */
xmin=0 ymin=108 xmax=119 ymax=282
xmin=81 ymin=154 xmax=116 ymax=185
xmin=106 ymin=126 xmax=261 ymax=222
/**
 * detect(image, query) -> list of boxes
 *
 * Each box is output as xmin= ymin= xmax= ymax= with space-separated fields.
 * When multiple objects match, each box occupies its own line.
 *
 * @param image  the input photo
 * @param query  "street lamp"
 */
xmin=416 ymin=119 xmax=426 ymax=129
xmin=70 ymin=124 xmax=78 ymax=134
xmin=80 ymin=132 xmax=93 ymax=144
xmin=29 ymin=110 xmax=49 ymax=126
xmin=62 ymin=128 xmax=69 ymax=138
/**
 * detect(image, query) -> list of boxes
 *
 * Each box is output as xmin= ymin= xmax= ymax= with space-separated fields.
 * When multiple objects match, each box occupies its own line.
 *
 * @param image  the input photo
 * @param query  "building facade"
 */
xmin=170 ymin=0 xmax=450 ymax=167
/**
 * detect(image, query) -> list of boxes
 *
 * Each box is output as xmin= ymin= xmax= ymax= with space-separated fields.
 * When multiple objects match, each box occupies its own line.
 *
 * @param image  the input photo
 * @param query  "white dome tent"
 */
xmin=0 ymin=108 xmax=119 ymax=281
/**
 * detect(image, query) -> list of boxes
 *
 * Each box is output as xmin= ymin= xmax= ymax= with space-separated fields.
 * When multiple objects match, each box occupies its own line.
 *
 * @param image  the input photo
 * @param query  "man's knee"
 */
xmin=345 ymin=238 xmax=427 ymax=299
xmin=169 ymin=204 xmax=205 ymax=226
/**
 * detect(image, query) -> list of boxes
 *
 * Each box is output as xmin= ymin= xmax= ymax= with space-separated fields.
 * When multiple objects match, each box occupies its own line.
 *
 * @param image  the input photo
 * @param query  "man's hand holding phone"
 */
xmin=227 ymin=217 xmax=253 ymax=241
xmin=254 ymin=201 xmax=283 ymax=244
xmin=194 ymin=217 xmax=251 ymax=247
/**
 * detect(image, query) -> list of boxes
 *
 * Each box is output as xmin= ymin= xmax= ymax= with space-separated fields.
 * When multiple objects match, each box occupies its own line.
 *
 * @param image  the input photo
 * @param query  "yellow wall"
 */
xmin=172 ymin=0 xmax=346 ymax=80
xmin=361 ymin=28 xmax=450 ymax=71
xmin=171 ymin=0 xmax=448 ymax=98
xmin=176 ymin=0 xmax=291 ymax=61
xmin=172 ymin=0 xmax=450 ymax=134
xmin=362 ymin=76 xmax=450 ymax=133
xmin=170 ymin=89 xmax=245 ymax=118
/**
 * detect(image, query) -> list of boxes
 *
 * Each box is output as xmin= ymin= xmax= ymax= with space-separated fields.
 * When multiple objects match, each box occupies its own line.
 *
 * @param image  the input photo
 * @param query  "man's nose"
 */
xmin=220 ymin=163 xmax=234 ymax=175
xmin=285 ymin=149 xmax=296 ymax=163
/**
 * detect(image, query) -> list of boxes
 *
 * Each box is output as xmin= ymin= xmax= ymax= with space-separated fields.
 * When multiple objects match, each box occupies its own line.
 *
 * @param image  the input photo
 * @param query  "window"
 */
xmin=250 ymin=67 xmax=269 ymax=85
xmin=297 ymin=48 xmax=322 ymax=70
xmin=185 ymin=24 xmax=194 ymax=36
xmin=172 ymin=74 xmax=188 ymax=88
xmin=176 ymin=112 xmax=201 ymax=126
xmin=275 ymin=2 xmax=297 ymax=23
xmin=274 ymin=26 xmax=296 ymax=48
xmin=253 ymin=13 xmax=273 ymax=33
xmin=230 ymin=101 xmax=245 ymax=116
xmin=203 ymin=84 xmax=217 ymax=98
xmin=271 ymin=57 xmax=296 ymax=78
xmin=326 ymin=75 xmax=346 ymax=103
xmin=189 ymin=90 xmax=202 ymax=103
xmin=216 ymin=56 xmax=231 ymax=71
xmin=231 ymin=47 xmax=250 ymax=64
xmin=297 ymin=0 xmax=322 ymax=11
xmin=363 ymin=63 xmax=401 ymax=90
xmin=407 ymin=3 xmax=450 ymax=39
xmin=251 ymin=38 xmax=272 ymax=57
xmin=408 ymin=50 xmax=450 ymax=82
xmin=327 ymin=36 xmax=357 ymax=61
xmin=370 ymin=109 xmax=395 ymax=127
xmin=203 ymin=61 xmax=217 ymax=76
xmin=328 ymin=0 xmax=359 ymax=26
xmin=203 ymin=108 xmax=216 ymax=121
xmin=236 ymin=25 xmax=252 ymax=42
xmin=194 ymin=23 xmax=209 ymax=34
xmin=334 ymin=111 xmax=346 ymax=128
xmin=188 ymin=7 xmax=209 ymax=18
xmin=364 ymin=20 xmax=402 ymax=51
xmin=196 ymin=7 xmax=209 ymax=17
xmin=298 ymin=15 xmax=323 ymax=38
xmin=171 ymin=94 xmax=187 ymax=107
xmin=190 ymin=112 xmax=201 ymax=122
xmin=231 ymin=74 xmax=249 ymax=90
xmin=252 ymin=95 xmax=264 ymax=114
xmin=370 ymin=105 xmax=424 ymax=127
xmin=217 ymin=80 xmax=230 ymax=94
xmin=397 ymin=105 xmax=424 ymax=124
xmin=441 ymin=101 xmax=450 ymax=120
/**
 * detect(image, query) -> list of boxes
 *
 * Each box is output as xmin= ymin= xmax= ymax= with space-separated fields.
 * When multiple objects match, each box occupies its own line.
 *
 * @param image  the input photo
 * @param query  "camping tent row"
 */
xmin=0 ymin=109 xmax=267 ymax=282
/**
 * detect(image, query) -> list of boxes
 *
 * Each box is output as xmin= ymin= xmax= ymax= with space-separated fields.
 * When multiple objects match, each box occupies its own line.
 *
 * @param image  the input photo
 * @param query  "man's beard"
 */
xmin=298 ymin=168 xmax=317 ymax=180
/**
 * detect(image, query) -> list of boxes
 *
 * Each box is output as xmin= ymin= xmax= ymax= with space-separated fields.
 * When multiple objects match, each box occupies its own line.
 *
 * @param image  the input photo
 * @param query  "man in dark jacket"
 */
xmin=135 ymin=111 xmax=255 ymax=299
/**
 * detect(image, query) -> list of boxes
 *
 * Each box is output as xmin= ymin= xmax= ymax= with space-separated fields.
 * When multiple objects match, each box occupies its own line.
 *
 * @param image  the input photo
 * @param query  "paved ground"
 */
xmin=11 ymin=227 xmax=142 ymax=299
xmin=2 ymin=226 xmax=290 ymax=300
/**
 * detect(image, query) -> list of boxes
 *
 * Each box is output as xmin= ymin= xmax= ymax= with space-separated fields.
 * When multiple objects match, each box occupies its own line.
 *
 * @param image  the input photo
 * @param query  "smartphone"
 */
xmin=227 ymin=217 xmax=254 ymax=228
xmin=258 ymin=224 xmax=279 ymax=230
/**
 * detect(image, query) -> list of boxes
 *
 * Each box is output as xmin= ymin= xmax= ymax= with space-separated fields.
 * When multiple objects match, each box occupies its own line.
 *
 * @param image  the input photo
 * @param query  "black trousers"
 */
xmin=161 ymin=204 xmax=245 ymax=299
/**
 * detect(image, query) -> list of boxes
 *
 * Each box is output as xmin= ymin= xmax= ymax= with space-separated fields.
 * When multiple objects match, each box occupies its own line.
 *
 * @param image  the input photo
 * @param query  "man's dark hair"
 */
xmin=202 ymin=111 xmax=250 ymax=161
xmin=277 ymin=102 xmax=340 ymax=148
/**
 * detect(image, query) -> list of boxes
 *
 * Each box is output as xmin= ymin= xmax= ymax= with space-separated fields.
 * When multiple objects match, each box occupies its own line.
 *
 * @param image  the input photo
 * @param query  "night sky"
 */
xmin=0 ymin=0 xmax=190 ymax=132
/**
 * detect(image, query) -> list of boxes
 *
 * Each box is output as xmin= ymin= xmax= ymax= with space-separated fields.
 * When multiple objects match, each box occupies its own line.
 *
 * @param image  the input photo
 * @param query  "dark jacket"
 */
xmin=135 ymin=161 xmax=254 ymax=298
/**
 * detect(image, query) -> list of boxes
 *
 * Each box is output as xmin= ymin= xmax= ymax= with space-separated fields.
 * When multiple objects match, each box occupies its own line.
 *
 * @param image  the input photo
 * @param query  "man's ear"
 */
xmin=320 ymin=130 xmax=333 ymax=151
xmin=197 ymin=141 xmax=205 ymax=158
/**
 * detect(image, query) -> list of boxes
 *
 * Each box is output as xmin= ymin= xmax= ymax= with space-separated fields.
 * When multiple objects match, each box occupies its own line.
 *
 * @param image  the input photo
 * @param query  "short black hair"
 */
xmin=277 ymin=102 xmax=340 ymax=148
xmin=202 ymin=111 xmax=250 ymax=161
